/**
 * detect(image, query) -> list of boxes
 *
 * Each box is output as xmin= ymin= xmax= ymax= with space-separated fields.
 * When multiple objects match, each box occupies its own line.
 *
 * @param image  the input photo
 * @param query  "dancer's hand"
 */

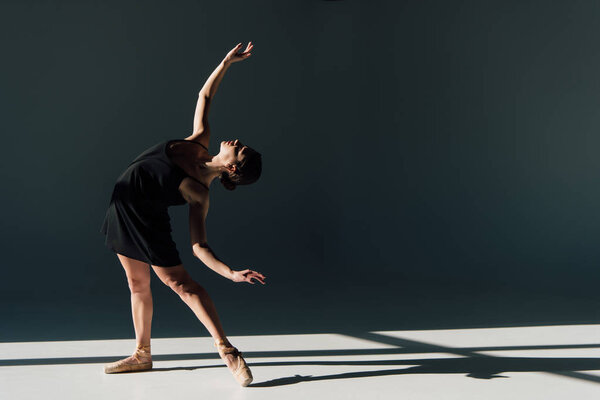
xmin=223 ymin=42 xmax=253 ymax=65
xmin=231 ymin=269 xmax=266 ymax=284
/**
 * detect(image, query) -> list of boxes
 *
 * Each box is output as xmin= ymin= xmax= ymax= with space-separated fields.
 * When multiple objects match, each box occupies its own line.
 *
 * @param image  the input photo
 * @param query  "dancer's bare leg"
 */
xmin=151 ymin=264 xmax=238 ymax=371
xmin=118 ymin=253 xmax=153 ymax=347
xmin=103 ymin=254 xmax=153 ymax=372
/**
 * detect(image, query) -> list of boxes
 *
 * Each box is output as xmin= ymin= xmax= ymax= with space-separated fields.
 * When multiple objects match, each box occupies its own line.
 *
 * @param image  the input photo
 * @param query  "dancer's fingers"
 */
xmin=244 ymin=270 xmax=265 ymax=282
xmin=247 ymin=273 xmax=264 ymax=284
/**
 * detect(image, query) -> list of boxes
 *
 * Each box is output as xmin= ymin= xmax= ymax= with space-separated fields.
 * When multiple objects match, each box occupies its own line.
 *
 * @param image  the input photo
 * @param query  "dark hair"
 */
xmin=219 ymin=147 xmax=262 ymax=191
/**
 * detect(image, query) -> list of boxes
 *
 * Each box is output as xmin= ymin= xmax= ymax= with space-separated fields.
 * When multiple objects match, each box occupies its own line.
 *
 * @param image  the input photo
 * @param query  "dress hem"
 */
xmin=102 ymin=241 xmax=182 ymax=267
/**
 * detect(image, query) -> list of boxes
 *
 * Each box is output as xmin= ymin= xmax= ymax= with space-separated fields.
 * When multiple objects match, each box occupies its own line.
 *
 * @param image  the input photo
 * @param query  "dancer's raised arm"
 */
xmin=187 ymin=42 xmax=253 ymax=145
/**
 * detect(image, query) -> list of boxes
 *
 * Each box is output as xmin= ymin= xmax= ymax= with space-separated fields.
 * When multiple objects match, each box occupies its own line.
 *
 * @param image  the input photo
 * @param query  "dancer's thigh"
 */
xmin=151 ymin=264 xmax=192 ymax=288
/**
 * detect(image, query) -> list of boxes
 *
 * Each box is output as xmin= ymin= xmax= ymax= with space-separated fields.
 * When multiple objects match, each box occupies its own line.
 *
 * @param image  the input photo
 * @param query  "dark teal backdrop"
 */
xmin=1 ymin=0 xmax=598 ymax=341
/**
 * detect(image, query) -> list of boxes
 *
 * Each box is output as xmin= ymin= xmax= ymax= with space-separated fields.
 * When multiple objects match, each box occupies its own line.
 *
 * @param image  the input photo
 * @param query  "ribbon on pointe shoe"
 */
xmin=214 ymin=339 xmax=241 ymax=358
xmin=132 ymin=344 xmax=152 ymax=362
xmin=136 ymin=344 xmax=151 ymax=351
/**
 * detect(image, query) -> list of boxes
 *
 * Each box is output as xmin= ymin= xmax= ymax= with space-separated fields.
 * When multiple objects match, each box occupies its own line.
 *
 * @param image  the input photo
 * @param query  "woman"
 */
xmin=100 ymin=42 xmax=265 ymax=387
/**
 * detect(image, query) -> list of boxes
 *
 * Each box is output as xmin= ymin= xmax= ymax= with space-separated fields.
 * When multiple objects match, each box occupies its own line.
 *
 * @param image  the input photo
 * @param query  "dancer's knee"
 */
xmin=168 ymin=276 xmax=204 ymax=296
xmin=127 ymin=277 xmax=151 ymax=294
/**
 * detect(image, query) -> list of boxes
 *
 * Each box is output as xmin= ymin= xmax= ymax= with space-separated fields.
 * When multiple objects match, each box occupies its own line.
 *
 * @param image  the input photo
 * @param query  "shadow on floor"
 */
xmin=2 ymin=330 xmax=599 ymax=386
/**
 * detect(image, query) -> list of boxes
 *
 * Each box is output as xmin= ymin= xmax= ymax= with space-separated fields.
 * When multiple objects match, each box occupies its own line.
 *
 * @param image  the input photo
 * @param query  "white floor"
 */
xmin=2 ymin=324 xmax=600 ymax=399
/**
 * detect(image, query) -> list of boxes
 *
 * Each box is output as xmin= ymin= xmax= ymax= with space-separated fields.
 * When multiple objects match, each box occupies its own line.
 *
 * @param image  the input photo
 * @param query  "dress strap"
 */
xmin=169 ymin=139 xmax=208 ymax=151
xmin=164 ymin=139 xmax=210 ymax=191
xmin=188 ymin=140 xmax=209 ymax=151
xmin=197 ymin=142 xmax=209 ymax=151
xmin=185 ymin=174 xmax=210 ymax=191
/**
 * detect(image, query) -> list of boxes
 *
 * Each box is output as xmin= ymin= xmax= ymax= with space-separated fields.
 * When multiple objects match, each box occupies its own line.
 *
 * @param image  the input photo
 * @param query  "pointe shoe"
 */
xmin=104 ymin=344 xmax=153 ymax=374
xmin=214 ymin=338 xmax=253 ymax=387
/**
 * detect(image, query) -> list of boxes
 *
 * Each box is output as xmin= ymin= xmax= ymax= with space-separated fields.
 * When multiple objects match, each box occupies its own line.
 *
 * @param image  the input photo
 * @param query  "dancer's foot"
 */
xmin=214 ymin=338 xmax=253 ymax=386
xmin=104 ymin=344 xmax=152 ymax=374
xmin=221 ymin=351 xmax=238 ymax=371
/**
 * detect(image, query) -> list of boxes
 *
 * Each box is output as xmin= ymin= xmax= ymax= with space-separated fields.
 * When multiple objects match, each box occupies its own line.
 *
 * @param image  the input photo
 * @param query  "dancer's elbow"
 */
xmin=192 ymin=242 xmax=210 ymax=258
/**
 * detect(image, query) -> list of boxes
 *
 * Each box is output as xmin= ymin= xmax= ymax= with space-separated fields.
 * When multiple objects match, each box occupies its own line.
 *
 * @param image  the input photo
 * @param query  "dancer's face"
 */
xmin=219 ymin=139 xmax=249 ymax=173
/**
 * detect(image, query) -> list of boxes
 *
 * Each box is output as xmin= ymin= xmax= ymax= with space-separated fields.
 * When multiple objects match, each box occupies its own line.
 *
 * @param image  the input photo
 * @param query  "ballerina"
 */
xmin=100 ymin=42 xmax=265 ymax=387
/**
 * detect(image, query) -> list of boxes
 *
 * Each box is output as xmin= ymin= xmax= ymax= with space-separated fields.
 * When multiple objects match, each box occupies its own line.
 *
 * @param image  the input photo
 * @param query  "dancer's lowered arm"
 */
xmin=189 ymin=200 xmax=265 ymax=285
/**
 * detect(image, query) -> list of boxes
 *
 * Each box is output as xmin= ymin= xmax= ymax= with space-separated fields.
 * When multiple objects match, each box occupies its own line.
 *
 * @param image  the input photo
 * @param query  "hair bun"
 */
xmin=219 ymin=173 xmax=237 ymax=191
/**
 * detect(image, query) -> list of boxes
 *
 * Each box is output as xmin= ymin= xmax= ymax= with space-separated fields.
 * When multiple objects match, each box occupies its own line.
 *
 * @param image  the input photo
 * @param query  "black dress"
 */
xmin=100 ymin=139 xmax=209 ymax=267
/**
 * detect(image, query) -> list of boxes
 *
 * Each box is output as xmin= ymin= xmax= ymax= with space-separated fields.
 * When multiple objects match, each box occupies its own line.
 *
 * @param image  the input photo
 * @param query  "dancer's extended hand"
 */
xmin=223 ymin=42 xmax=253 ymax=65
xmin=231 ymin=269 xmax=266 ymax=284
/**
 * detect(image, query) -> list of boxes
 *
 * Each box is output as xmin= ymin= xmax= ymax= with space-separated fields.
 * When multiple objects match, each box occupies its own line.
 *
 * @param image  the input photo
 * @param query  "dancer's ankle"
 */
xmin=135 ymin=344 xmax=151 ymax=354
xmin=215 ymin=337 xmax=231 ymax=347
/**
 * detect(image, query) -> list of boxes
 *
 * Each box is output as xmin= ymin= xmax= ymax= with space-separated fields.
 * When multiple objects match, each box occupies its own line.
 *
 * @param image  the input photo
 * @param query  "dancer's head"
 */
xmin=217 ymin=139 xmax=262 ymax=191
